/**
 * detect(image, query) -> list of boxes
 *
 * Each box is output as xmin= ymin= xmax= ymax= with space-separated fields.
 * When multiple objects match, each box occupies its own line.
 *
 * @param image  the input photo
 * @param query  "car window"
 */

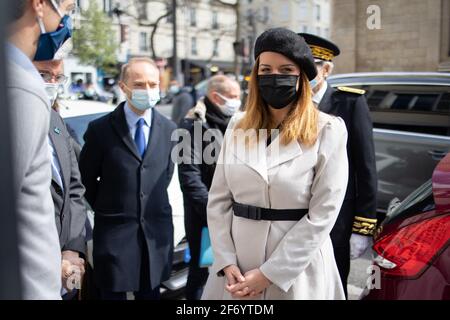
xmin=367 ymin=90 xmax=389 ymax=108
xmin=64 ymin=112 xmax=108 ymax=146
xmin=386 ymin=179 xmax=435 ymax=223
xmin=363 ymin=85 xmax=449 ymax=113
xmin=437 ymin=92 xmax=450 ymax=112
xmin=358 ymin=84 xmax=450 ymax=136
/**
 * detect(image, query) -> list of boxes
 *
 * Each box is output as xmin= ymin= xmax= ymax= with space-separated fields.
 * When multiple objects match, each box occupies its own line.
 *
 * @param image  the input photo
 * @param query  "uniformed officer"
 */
xmin=299 ymin=33 xmax=378 ymax=298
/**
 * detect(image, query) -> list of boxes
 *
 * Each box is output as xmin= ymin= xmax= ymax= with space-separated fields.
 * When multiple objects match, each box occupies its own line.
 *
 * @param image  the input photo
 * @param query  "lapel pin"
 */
xmin=54 ymin=127 xmax=61 ymax=135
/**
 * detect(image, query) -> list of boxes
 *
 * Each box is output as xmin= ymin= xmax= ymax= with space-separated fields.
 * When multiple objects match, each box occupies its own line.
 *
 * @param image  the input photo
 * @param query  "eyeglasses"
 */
xmin=314 ymin=61 xmax=325 ymax=67
xmin=39 ymin=72 xmax=68 ymax=84
xmin=50 ymin=0 xmax=79 ymax=19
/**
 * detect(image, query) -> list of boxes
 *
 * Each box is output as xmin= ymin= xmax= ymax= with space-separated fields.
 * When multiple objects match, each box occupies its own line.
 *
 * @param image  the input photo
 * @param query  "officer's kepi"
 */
xmin=298 ymin=33 xmax=341 ymax=62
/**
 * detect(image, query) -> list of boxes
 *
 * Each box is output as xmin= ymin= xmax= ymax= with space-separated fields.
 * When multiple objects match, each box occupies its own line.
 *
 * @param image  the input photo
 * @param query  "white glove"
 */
xmin=350 ymin=233 xmax=372 ymax=259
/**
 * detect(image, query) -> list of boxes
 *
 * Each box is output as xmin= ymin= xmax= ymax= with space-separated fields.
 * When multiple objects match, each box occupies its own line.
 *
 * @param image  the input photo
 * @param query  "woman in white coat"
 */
xmin=201 ymin=28 xmax=349 ymax=300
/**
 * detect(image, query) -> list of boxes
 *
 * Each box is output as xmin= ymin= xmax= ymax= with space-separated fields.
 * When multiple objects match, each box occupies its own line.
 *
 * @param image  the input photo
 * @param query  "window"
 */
xmin=262 ymin=6 xmax=269 ymax=23
xmin=64 ymin=113 xmax=109 ymax=147
xmin=247 ymin=9 xmax=253 ymax=26
xmin=103 ymin=0 xmax=112 ymax=13
xmin=359 ymin=84 xmax=450 ymax=135
xmin=139 ymin=32 xmax=149 ymax=52
xmin=299 ymin=1 xmax=308 ymax=20
xmin=385 ymin=180 xmax=434 ymax=224
xmin=280 ymin=4 xmax=289 ymax=21
xmin=213 ymin=39 xmax=219 ymax=57
xmin=166 ymin=3 xmax=173 ymax=23
xmin=190 ymin=8 xmax=196 ymax=27
xmin=367 ymin=90 xmax=389 ymax=108
xmin=315 ymin=4 xmax=321 ymax=21
xmin=436 ymin=93 xmax=450 ymax=111
xmin=212 ymin=11 xmax=218 ymax=29
xmin=191 ymin=37 xmax=197 ymax=56
xmin=248 ymin=36 xmax=254 ymax=52
xmin=137 ymin=2 xmax=148 ymax=20
xmin=363 ymin=86 xmax=449 ymax=114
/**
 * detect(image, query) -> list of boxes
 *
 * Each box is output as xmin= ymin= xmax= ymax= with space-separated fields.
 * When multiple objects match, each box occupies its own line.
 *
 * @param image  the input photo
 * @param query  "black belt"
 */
xmin=232 ymin=201 xmax=308 ymax=221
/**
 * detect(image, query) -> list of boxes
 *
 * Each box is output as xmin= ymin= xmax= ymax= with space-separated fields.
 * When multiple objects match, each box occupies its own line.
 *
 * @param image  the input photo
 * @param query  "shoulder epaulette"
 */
xmin=337 ymin=86 xmax=366 ymax=95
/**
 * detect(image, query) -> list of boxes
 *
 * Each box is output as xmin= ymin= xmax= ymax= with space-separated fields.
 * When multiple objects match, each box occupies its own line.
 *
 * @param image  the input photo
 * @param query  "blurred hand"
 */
xmin=62 ymin=250 xmax=85 ymax=273
xmin=350 ymin=233 xmax=372 ymax=259
xmin=61 ymin=251 xmax=85 ymax=291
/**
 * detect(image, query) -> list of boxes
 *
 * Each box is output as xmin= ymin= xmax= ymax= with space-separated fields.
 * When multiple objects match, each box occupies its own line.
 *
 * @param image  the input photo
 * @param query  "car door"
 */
xmin=365 ymin=83 xmax=450 ymax=212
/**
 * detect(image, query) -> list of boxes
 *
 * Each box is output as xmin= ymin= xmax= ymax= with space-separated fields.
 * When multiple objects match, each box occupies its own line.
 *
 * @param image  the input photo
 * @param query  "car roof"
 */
xmin=58 ymin=99 xmax=116 ymax=118
xmin=328 ymin=72 xmax=450 ymax=87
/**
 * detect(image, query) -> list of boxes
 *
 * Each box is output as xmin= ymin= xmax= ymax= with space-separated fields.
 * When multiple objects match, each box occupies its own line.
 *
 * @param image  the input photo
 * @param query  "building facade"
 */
xmin=70 ymin=0 xmax=238 ymax=87
xmin=237 ymin=0 xmax=331 ymax=71
xmin=331 ymin=0 xmax=450 ymax=74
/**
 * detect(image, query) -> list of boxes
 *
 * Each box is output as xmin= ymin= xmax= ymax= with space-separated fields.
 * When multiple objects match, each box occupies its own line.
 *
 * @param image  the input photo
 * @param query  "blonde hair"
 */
xmin=236 ymin=58 xmax=319 ymax=146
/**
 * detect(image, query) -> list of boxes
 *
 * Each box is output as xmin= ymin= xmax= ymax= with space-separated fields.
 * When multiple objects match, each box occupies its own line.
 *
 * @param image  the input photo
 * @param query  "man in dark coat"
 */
xmin=178 ymin=75 xmax=241 ymax=300
xmin=300 ymin=33 xmax=378 ymax=298
xmin=79 ymin=57 xmax=177 ymax=300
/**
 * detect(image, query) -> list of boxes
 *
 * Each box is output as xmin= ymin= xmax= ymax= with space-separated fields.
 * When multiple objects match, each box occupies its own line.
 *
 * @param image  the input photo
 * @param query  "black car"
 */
xmin=328 ymin=72 xmax=450 ymax=214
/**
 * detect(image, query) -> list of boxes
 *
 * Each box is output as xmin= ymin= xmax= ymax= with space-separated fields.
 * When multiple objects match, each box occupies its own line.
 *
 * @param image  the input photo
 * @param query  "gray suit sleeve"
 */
xmin=9 ymin=84 xmax=62 ymax=299
xmin=63 ymin=136 xmax=87 ymax=255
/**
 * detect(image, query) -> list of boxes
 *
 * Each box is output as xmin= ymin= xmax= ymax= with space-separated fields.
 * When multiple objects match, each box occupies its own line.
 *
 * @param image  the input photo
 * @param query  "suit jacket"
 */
xmin=318 ymin=84 xmax=378 ymax=244
xmin=79 ymin=103 xmax=177 ymax=292
xmin=202 ymin=112 xmax=348 ymax=300
xmin=8 ymin=61 xmax=61 ymax=299
xmin=49 ymin=109 xmax=86 ymax=254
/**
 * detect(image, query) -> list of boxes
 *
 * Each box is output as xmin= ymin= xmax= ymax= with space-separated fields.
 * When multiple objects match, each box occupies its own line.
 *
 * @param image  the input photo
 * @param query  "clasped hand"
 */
xmin=223 ymin=264 xmax=271 ymax=299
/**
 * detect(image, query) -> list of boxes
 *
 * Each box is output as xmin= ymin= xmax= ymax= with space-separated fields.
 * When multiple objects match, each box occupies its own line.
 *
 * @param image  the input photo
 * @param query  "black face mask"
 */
xmin=258 ymin=74 xmax=300 ymax=109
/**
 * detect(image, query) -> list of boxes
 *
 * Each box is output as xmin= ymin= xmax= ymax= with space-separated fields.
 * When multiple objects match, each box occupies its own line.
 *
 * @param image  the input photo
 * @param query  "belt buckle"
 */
xmin=247 ymin=206 xmax=261 ymax=220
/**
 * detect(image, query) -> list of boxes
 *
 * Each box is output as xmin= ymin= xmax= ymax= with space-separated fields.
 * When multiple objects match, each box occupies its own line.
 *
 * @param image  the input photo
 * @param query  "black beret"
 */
xmin=254 ymin=28 xmax=317 ymax=80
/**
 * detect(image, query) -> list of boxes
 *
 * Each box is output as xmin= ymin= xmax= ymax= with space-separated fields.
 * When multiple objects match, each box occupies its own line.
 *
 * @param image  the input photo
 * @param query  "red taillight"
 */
xmin=373 ymin=214 xmax=450 ymax=278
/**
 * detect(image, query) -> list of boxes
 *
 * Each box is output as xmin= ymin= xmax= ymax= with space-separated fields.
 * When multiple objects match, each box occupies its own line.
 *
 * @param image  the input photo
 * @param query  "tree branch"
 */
xmin=150 ymin=10 xmax=173 ymax=58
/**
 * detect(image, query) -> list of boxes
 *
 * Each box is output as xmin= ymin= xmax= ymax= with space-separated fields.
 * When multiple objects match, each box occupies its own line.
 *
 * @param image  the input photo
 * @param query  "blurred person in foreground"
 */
xmin=7 ymin=0 xmax=76 ymax=299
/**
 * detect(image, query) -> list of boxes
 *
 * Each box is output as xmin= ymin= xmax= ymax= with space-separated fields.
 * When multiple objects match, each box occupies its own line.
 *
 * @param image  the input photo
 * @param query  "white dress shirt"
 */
xmin=48 ymin=137 xmax=64 ymax=190
xmin=312 ymin=80 xmax=329 ymax=105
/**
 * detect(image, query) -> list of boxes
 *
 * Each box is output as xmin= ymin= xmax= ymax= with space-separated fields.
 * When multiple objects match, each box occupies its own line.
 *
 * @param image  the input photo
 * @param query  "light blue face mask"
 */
xmin=130 ymin=88 xmax=160 ymax=110
xmin=310 ymin=78 xmax=318 ymax=89
xmin=34 ymin=0 xmax=73 ymax=61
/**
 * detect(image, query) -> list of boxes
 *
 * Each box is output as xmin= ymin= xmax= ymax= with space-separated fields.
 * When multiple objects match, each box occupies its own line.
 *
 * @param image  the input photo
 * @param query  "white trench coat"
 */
xmin=201 ymin=111 xmax=349 ymax=300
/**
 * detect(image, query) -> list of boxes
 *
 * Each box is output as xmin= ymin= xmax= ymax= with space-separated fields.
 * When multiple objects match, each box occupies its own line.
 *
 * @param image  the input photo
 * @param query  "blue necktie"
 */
xmin=134 ymin=118 xmax=146 ymax=157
